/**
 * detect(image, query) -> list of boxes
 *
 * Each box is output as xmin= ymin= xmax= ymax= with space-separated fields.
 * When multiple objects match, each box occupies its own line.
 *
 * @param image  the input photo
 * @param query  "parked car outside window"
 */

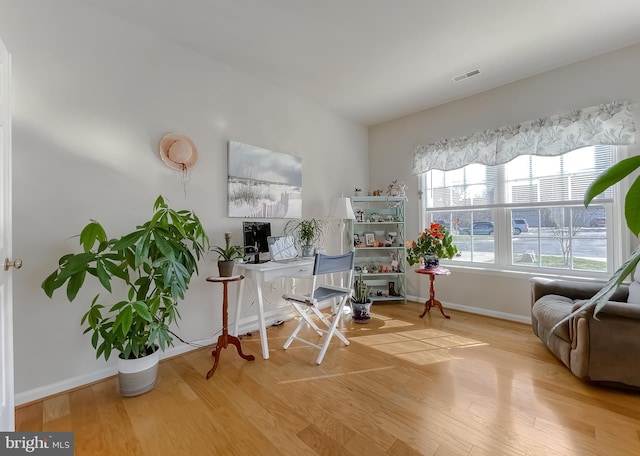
xmin=512 ymin=218 xmax=529 ymax=235
xmin=460 ymin=221 xmax=494 ymax=235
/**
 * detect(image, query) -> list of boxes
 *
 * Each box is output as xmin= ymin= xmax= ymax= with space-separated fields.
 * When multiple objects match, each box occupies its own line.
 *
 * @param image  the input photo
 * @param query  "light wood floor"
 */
xmin=16 ymin=301 xmax=640 ymax=455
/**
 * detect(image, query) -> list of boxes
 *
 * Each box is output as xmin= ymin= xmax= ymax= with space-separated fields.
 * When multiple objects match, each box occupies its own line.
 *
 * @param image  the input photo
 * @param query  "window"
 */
xmin=420 ymin=146 xmax=623 ymax=275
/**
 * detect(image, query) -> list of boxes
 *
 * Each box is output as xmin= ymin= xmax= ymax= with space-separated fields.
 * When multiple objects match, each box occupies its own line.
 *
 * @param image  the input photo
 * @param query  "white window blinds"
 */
xmin=426 ymin=146 xmax=615 ymax=209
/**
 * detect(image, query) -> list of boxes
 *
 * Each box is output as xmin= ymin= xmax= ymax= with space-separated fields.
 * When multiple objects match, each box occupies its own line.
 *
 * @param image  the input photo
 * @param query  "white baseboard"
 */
xmin=406 ymin=295 xmax=532 ymax=324
xmin=15 ymin=366 xmax=118 ymax=406
xmin=15 ymin=308 xmax=296 ymax=406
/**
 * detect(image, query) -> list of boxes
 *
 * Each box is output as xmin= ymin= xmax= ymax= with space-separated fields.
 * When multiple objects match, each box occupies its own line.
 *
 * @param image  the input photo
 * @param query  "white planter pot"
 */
xmin=117 ymin=349 xmax=160 ymax=397
xmin=301 ymin=245 xmax=315 ymax=257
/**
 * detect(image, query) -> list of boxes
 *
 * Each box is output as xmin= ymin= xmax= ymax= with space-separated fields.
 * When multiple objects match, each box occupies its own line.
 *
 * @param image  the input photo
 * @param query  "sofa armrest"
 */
xmin=570 ymin=302 xmax=640 ymax=386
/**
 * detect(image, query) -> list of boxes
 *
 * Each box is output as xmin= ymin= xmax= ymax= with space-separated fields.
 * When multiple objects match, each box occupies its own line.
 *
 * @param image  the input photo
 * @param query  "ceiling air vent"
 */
xmin=452 ymin=68 xmax=480 ymax=82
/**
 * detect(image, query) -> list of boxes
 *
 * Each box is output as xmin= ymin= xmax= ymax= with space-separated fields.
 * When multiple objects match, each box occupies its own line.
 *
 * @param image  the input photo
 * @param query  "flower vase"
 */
xmin=423 ymin=255 xmax=439 ymax=269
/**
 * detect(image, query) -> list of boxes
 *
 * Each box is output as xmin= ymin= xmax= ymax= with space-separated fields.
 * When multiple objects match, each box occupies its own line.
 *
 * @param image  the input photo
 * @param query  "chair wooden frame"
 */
xmin=282 ymin=252 xmax=355 ymax=364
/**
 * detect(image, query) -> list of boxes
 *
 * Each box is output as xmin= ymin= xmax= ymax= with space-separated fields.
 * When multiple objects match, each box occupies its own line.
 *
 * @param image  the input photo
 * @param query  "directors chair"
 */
xmin=282 ymin=252 xmax=355 ymax=364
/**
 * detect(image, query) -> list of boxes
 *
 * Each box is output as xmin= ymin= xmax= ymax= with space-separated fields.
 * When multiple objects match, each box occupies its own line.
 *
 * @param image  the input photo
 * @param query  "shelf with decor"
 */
xmin=349 ymin=196 xmax=407 ymax=303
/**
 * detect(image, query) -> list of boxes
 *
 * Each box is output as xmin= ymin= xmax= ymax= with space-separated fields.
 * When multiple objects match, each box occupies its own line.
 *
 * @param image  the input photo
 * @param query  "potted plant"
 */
xmin=351 ymin=274 xmax=372 ymax=323
xmin=406 ymin=222 xmax=458 ymax=268
xmin=284 ymin=218 xmax=326 ymax=257
xmin=548 ymin=155 xmax=640 ymax=336
xmin=41 ymin=195 xmax=209 ymax=397
xmin=212 ymin=232 xmax=244 ymax=277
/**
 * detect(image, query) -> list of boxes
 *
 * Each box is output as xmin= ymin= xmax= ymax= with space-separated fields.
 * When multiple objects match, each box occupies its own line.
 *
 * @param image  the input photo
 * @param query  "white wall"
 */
xmin=369 ymin=43 xmax=640 ymax=322
xmin=0 ymin=0 xmax=368 ymax=402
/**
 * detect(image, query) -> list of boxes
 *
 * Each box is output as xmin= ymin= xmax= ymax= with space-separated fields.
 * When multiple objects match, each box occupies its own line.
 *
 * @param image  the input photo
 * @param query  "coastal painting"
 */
xmin=227 ymin=141 xmax=302 ymax=218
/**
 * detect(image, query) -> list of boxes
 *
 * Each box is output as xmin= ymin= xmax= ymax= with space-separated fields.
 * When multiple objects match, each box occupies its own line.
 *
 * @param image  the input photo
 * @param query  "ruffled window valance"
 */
xmin=412 ymin=101 xmax=636 ymax=175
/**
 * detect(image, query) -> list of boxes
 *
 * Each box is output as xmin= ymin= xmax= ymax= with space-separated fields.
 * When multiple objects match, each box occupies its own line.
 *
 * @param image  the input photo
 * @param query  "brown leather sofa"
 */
xmin=530 ymin=277 xmax=640 ymax=388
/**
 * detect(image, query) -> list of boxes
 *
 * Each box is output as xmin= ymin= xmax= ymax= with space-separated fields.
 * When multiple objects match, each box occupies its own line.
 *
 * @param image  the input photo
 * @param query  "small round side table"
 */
xmin=414 ymin=267 xmax=451 ymax=319
xmin=205 ymin=275 xmax=255 ymax=379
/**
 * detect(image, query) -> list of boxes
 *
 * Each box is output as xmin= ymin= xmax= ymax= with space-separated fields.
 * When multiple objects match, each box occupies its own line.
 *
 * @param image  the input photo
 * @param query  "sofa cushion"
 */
xmin=532 ymin=294 xmax=574 ymax=342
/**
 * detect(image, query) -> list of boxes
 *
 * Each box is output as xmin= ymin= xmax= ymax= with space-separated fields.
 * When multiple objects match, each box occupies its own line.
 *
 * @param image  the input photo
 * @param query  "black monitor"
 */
xmin=243 ymin=221 xmax=271 ymax=263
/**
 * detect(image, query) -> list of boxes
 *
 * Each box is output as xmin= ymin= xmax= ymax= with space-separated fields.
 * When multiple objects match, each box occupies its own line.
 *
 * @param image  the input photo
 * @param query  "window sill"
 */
xmin=438 ymin=262 xmax=613 ymax=284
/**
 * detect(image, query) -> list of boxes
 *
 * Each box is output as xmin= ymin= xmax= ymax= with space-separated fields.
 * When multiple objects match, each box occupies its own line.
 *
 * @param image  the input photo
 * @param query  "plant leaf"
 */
xmin=169 ymin=211 xmax=188 ymax=239
xmin=547 ymin=244 xmax=640 ymax=344
xmin=41 ymin=271 xmax=61 ymax=298
xmin=96 ymin=342 xmax=106 ymax=360
xmin=102 ymin=258 xmax=129 ymax=282
xmin=111 ymin=230 xmax=144 ymax=251
xmin=66 ymin=270 xmax=86 ymax=301
xmin=154 ymin=234 xmax=175 ymax=260
xmin=584 ymin=155 xmax=640 ymax=207
xmin=153 ymin=195 xmax=167 ymax=211
xmin=625 ymin=176 xmax=640 ymax=236
xmin=95 ymin=259 xmax=112 ymax=292
xmin=135 ymin=232 xmax=151 ymax=268
xmin=79 ymin=221 xmax=107 ymax=253
xmin=132 ymin=301 xmax=153 ymax=322
xmin=115 ymin=305 xmax=134 ymax=337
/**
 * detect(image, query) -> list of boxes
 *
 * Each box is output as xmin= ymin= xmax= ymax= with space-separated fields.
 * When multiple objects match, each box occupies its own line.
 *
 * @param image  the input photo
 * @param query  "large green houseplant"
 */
xmin=42 ymin=196 xmax=208 ymax=379
xmin=550 ymin=154 xmax=640 ymax=337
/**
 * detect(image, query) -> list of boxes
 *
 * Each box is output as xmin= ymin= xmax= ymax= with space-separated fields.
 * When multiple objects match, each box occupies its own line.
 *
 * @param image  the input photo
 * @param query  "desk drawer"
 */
xmin=288 ymin=264 xmax=313 ymax=278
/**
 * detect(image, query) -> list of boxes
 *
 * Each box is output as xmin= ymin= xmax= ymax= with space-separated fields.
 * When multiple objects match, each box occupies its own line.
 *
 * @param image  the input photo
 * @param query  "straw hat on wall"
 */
xmin=158 ymin=133 xmax=198 ymax=170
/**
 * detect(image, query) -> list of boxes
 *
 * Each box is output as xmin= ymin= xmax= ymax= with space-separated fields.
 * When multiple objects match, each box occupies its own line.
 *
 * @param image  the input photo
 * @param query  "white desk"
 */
xmin=234 ymin=259 xmax=314 ymax=359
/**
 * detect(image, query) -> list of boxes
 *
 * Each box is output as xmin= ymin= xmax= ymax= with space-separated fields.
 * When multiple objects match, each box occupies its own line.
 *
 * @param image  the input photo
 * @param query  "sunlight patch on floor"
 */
xmin=346 ymin=312 xmax=415 ymax=333
xmin=350 ymin=328 xmax=487 ymax=366
xmin=369 ymin=312 xmax=415 ymax=328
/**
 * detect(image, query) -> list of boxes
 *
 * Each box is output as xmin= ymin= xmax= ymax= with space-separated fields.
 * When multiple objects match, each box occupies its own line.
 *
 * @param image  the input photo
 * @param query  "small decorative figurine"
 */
xmin=386 ymin=179 xmax=407 ymax=197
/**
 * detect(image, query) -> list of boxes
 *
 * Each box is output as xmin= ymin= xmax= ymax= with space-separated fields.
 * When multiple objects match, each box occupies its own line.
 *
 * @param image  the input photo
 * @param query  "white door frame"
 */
xmin=0 ymin=35 xmax=15 ymax=432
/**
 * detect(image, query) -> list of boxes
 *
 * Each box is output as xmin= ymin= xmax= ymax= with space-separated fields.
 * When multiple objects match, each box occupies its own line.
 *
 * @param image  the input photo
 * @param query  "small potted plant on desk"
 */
xmin=213 ymin=232 xmax=244 ymax=277
xmin=41 ymin=196 xmax=208 ymax=397
xmin=351 ymin=274 xmax=372 ymax=323
xmin=284 ymin=218 xmax=326 ymax=257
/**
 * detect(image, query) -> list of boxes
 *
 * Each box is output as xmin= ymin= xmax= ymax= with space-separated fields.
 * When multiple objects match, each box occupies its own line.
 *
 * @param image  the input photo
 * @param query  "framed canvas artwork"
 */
xmin=227 ymin=141 xmax=302 ymax=218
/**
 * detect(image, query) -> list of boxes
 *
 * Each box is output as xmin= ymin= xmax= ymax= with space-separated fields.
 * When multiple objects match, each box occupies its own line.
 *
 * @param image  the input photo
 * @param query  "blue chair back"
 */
xmin=312 ymin=252 xmax=354 ymax=276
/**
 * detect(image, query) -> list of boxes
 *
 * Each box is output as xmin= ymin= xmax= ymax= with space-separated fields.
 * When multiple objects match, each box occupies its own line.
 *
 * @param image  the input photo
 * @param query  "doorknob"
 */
xmin=4 ymin=258 xmax=23 ymax=271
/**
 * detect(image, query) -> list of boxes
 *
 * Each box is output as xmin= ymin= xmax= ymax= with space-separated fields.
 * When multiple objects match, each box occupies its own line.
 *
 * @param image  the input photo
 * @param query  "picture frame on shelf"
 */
xmin=364 ymin=232 xmax=375 ymax=246
xmin=387 ymin=231 xmax=398 ymax=246
xmin=354 ymin=234 xmax=361 ymax=247
xmin=389 ymin=251 xmax=399 ymax=271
